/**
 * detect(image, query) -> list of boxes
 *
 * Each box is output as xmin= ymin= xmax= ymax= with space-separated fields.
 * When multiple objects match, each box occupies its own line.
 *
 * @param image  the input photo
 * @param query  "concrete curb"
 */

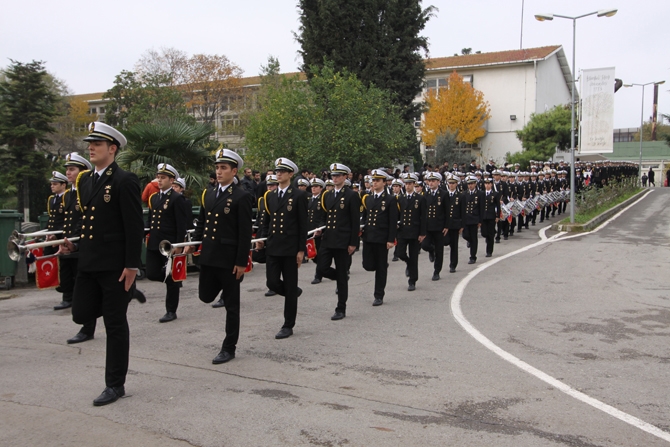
xmin=550 ymin=188 xmax=647 ymax=233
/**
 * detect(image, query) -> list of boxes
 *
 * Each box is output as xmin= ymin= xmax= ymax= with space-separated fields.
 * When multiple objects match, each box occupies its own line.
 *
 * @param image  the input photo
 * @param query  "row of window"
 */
xmin=88 ymin=107 xmax=105 ymax=114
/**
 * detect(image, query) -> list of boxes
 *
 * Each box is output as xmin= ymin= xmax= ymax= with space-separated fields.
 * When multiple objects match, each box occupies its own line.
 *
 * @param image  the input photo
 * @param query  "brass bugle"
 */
xmin=10 ymin=229 xmax=62 ymax=244
xmin=7 ymin=237 xmax=80 ymax=262
xmin=158 ymin=240 xmax=202 ymax=257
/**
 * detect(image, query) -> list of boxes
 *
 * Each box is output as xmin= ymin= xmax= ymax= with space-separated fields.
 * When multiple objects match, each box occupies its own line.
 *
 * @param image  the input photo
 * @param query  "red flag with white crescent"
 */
xmin=35 ymin=255 xmax=59 ymax=289
xmin=306 ymin=238 xmax=317 ymax=259
xmin=244 ymin=250 xmax=253 ymax=273
xmin=171 ymin=254 xmax=187 ymax=282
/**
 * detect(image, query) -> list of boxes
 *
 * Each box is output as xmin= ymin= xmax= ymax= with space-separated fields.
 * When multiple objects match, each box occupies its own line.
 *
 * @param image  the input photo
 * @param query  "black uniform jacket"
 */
xmin=445 ymin=190 xmax=465 ymax=230
xmin=424 ymin=188 xmax=448 ymax=232
xmin=62 ymin=189 xmax=83 ymax=239
xmin=319 ymin=187 xmax=361 ymax=249
xmin=147 ymin=188 xmax=190 ymax=251
xmin=361 ymin=191 xmax=398 ymax=244
xmin=463 ymin=189 xmax=483 ymax=225
xmin=259 ymin=187 xmax=308 ymax=257
xmin=493 ymin=181 xmax=509 ymax=204
xmin=482 ymin=190 xmax=500 ymax=220
xmin=397 ymin=192 xmax=427 ymax=240
xmin=75 ymin=162 xmax=144 ymax=272
xmin=307 ymin=193 xmax=324 ymax=232
xmin=46 ymin=193 xmax=65 ymax=232
xmin=193 ymin=183 xmax=253 ymax=269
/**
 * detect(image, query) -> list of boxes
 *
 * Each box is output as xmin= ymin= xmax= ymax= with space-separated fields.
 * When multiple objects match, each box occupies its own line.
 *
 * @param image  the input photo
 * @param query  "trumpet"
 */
xmin=7 ymin=237 xmax=80 ymax=262
xmin=10 ymin=229 xmax=62 ymax=244
xmin=158 ymin=240 xmax=202 ymax=257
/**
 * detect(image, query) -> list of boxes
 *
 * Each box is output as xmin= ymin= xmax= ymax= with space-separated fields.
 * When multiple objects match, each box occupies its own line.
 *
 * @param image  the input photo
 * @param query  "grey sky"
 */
xmin=1 ymin=0 xmax=667 ymax=129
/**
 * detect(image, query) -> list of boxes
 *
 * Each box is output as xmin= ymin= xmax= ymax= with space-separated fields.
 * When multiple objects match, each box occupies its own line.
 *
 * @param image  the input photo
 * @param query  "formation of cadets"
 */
xmin=41 ymin=122 xmax=640 ymax=407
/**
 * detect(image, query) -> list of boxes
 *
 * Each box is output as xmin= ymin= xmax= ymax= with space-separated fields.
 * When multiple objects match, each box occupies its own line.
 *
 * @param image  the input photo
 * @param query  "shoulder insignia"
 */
xmin=263 ymin=190 xmax=272 ymax=215
xmin=201 ymin=188 xmax=207 ymax=206
xmin=361 ymin=194 xmax=369 ymax=210
xmin=148 ymin=192 xmax=157 ymax=210
xmin=74 ymin=170 xmax=90 ymax=211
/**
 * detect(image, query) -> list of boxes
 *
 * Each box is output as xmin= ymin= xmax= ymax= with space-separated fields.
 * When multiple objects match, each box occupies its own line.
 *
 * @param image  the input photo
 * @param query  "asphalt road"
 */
xmin=1 ymin=188 xmax=668 ymax=447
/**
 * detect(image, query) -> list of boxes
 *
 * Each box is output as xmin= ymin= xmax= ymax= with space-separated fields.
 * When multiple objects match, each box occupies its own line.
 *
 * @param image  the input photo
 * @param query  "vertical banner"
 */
xmin=579 ymin=67 xmax=615 ymax=154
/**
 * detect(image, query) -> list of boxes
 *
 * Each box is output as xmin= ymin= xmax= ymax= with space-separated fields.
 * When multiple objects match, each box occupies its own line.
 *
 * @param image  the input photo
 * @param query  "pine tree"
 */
xmin=296 ymin=0 xmax=435 ymax=123
xmin=0 ymin=60 xmax=60 ymax=220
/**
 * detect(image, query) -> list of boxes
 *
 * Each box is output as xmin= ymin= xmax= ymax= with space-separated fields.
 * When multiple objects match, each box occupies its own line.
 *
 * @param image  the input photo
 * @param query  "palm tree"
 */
xmin=117 ymin=119 xmax=217 ymax=200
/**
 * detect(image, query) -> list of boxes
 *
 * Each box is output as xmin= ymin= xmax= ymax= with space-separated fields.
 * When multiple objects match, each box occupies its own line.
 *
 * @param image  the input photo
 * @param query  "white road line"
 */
xmin=450 ymin=189 xmax=670 ymax=443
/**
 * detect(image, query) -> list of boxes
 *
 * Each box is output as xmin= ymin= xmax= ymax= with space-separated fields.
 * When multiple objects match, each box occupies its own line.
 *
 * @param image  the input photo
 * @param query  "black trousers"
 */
xmin=58 ymin=256 xmax=78 ymax=301
xmin=444 ymin=228 xmax=460 ymax=269
xmin=463 ymin=224 xmax=479 ymax=260
xmin=481 ymin=219 xmax=496 ymax=255
xmin=312 ymin=236 xmax=322 ymax=279
xmin=396 ymin=237 xmax=420 ymax=283
xmin=421 ymin=230 xmax=445 ymax=274
xmin=72 ymin=270 xmax=131 ymax=388
xmin=146 ymin=249 xmax=182 ymax=313
xmin=266 ymin=254 xmax=299 ymax=329
xmin=316 ymin=246 xmax=350 ymax=313
xmin=517 ymin=214 xmax=525 ymax=230
xmin=361 ymin=241 xmax=388 ymax=300
xmin=497 ymin=219 xmax=509 ymax=239
xmin=198 ymin=265 xmax=241 ymax=355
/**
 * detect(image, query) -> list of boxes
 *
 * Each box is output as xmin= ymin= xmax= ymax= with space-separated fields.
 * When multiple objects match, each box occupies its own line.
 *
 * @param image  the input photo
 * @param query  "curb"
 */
xmin=550 ymin=188 xmax=647 ymax=233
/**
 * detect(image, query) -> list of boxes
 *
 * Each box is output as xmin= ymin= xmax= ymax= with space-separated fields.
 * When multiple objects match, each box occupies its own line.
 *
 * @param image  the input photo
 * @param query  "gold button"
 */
xmin=91 ymin=207 xmax=95 ymax=211
xmin=215 ymin=214 xmax=219 ymax=217
xmin=89 ymin=235 xmax=93 ymax=239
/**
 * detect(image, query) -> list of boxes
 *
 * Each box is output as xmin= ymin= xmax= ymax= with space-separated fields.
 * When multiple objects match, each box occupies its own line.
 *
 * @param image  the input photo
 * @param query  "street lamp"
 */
xmin=535 ymin=9 xmax=617 ymax=224
xmin=624 ymin=81 xmax=666 ymax=179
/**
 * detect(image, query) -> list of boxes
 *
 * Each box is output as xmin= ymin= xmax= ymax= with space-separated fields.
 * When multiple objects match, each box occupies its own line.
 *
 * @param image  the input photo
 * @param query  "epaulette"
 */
xmin=47 ymin=195 xmax=54 ymax=214
xmin=263 ymin=190 xmax=272 ymax=215
xmin=201 ymin=188 xmax=207 ymax=206
xmin=361 ymin=194 xmax=369 ymax=210
xmin=74 ymin=170 xmax=90 ymax=211
xmin=320 ymin=190 xmax=330 ymax=212
xmin=148 ymin=192 xmax=157 ymax=210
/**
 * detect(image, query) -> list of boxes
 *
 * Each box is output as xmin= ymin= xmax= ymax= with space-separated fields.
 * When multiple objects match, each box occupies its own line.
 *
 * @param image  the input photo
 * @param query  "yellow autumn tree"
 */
xmin=421 ymin=71 xmax=491 ymax=147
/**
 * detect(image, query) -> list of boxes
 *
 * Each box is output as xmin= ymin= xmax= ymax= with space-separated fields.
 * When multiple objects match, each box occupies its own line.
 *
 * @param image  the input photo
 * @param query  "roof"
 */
xmin=607 ymin=141 xmax=670 ymax=160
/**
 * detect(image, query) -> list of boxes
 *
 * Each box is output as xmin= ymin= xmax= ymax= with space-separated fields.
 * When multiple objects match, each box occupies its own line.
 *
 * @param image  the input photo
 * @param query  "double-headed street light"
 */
xmin=535 ymin=9 xmax=617 ymax=224
xmin=624 ymin=81 xmax=666 ymax=178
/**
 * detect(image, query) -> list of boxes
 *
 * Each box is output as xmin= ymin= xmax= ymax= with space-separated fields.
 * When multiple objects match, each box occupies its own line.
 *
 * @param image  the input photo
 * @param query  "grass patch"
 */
xmin=559 ymin=187 xmax=643 ymax=224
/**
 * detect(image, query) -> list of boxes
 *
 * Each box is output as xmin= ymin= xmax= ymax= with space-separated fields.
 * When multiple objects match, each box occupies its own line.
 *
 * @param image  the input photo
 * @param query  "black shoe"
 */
xmin=212 ymin=298 xmax=225 ymax=308
xmin=159 ymin=312 xmax=177 ymax=323
xmin=485 ymin=253 xmax=492 ymax=258
xmin=392 ymin=256 xmax=399 ymax=262
xmin=408 ymin=283 xmax=416 ymax=292
xmin=449 ymin=267 xmax=456 ymax=273
xmin=67 ymin=332 xmax=93 ymax=344
xmin=428 ymin=251 xmax=435 ymax=263
xmin=132 ymin=289 xmax=146 ymax=304
xmin=503 ymin=236 xmax=508 ymax=240
xmin=296 ymin=287 xmax=303 ymax=298
xmin=275 ymin=327 xmax=293 ymax=339
xmin=495 ymin=238 xmax=500 ymax=243
xmin=531 ymin=222 xmax=536 ymax=226
xmin=509 ymin=232 xmax=514 ymax=236
xmin=212 ymin=351 xmax=235 ymax=364
xmin=405 ymin=267 xmax=409 ymax=277
xmin=525 ymin=225 xmax=529 ymax=229
xmin=540 ymin=219 xmax=544 ymax=223
xmin=331 ymin=311 xmax=345 ymax=320
xmin=468 ymin=258 xmax=476 ymax=264
xmin=264 ymin=290 xmax=277 ymax=297
xmin=54 ymin=301 xmax=72 ymax=310
xmin=372 ymin=298 xmax=383 ymax=306
xmin=335 ymin=288 xmax=338 ymax=295
xmin=432 ymin=272 xmax=440 ymax=281
xmin=311 ymin=277 xmax=322 ymax=284
xmin=467 ymin=241 xmax=470 ymax=248
xmin=93 ymin=386 xmax=125 ymax=406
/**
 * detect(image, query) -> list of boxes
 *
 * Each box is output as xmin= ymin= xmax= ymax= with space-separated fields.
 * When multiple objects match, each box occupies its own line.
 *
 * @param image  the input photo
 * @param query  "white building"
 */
xmin=421 ymin=45 xmax=573 ymax=164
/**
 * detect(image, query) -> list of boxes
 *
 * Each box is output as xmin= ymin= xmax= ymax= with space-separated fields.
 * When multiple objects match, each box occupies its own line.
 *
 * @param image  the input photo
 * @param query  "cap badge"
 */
xmin=104 ymin=194 xmax=111 ymax=203
xmin=89 ymin=122 xmax=95 ymax=132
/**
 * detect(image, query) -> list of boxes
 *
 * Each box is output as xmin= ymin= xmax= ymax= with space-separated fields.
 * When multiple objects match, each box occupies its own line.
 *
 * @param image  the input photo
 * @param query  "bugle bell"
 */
xmin=10 ymin=229 xmax=62 ymax=245
xmin=7 ymin=237 xmax=80 ymax=262
xmin=158 ymin=240 xmax=202 ymax=257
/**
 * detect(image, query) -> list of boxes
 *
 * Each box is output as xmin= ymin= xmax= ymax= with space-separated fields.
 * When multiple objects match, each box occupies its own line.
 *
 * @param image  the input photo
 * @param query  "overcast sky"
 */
xmin=1 ymin=0 xmax=667 ymax=128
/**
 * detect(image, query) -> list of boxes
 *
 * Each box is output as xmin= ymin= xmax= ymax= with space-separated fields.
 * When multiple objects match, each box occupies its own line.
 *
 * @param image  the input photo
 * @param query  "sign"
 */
xmin=579 ymin=67 xmax=615 ymax=154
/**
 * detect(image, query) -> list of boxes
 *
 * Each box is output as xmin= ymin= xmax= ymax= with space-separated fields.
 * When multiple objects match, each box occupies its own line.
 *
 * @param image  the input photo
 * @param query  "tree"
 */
xmin=512 ymin=105 xmax=571 ymax=166
xmin=47 ymin=96 xmax=94 ymax=158
xmin=245 ymin=63 xmax=416 ymax=174
xmin=427 ymin=130 xmax=470 ymax=167
xmin=296 ymin=0 xmax=436 ymax=122
xmin=103 ymin=70 xmax=193 ymax=129
xmin=421 ymin=71 xmax=491 ymax=147
xmin=633 ymin=121 xmax=670 ymax=142
xmin=0 ymin=60 xmax=60 ymax=220
xmin=116 ymin=119 xmax=217 ymax=202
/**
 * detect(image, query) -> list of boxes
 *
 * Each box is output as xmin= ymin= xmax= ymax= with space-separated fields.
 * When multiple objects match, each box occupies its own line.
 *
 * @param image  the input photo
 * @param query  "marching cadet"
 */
xmin=445 ymin=175 xmax=465 ymax=272
xmin=492 ymin=170 xmax=508 ymax=243
xmin=315 ymin=163 xmax=361 ymax=321
xmin=185 ymin=149 xmax=253 ymax=364
xmin=360 ymin=169 xmax=398 ymax=306
xmin=415 ymin=181 xmax=424 ymax=195
xmin=481 ymin=177 xmax=499 ymax=257
xmin=395 ymin=173 xmax=426 ymax=291
xmin=420 ymin=172 xmax=448 ymax=281
xmin=146 ymin=163 xmax=190 ymax=323
xmin=515 ymin=173 xmax=528 ymax=232
xmin=60 ymin=122 xmax=144 ymax=406
xmin=256 ymin=158 xmax=308 ymax=339
xmin=463 ymin=175 xmax=483 ymax=264
xmin=46 ymin=171 xmax=68 ymax=307
xmin=308 ymin=178 xmax=326 ymax=285
xmin=297 ymin=177 xmax=310 ymax=192
xmin=391 ymin=178 xmax=404 ymax=197
xmin=249 ymin=175 xmax=278 ymax=299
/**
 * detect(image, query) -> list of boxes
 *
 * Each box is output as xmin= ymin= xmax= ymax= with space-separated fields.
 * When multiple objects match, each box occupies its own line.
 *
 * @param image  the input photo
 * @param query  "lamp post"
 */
xmin=624 ymin=81 xmax=666 ymax=179
xmin=535 ymin=9 xmax=617 ymax=224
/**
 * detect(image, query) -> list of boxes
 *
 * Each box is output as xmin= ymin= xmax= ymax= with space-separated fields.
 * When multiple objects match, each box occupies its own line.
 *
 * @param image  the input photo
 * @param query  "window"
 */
xmin=89 ymin=107 xmax=97 ymax=114
xmin=99 ymin=107 xmax=105 ymax=114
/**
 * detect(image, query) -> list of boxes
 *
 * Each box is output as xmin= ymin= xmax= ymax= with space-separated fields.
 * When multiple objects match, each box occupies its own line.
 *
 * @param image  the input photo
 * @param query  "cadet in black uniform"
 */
xmin=421 ymin=172 xmax=448 ymax=281
xmin=185 ymin=149 xmax=253 ymax=364
xmin=396 ymin=173 xmax=426 ymax=291
xmin=463 ymin=175 xmax=483 ymax=264
xmin=492 ymin=170 xmax=509 ymax=242
xmin=316 ymin=163 xmax=361 ymax=321
xmin=445 ymin=175 xmax=465 ymax=272
xmin=480 ymin=178 xmax=499 ymax=257
xmin=46 ymin=171 xmax=68 ymax=307
xmin=146 ymin=163 xmax=190 ymax=323
xmin=61 ymin=122 xmax=144 ymax=406
xmin=361 ymin=169 xmax=398 ymax=306
xmin=256 ymin=158 xmax=308 ymax=339
xmin=308 ymin=178 xmax=325 ymax=285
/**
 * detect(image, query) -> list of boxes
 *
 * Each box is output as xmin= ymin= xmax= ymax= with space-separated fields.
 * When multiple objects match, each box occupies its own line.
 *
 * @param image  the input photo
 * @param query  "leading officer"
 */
xmin=62 ymin=122 xmax=144 ymax=406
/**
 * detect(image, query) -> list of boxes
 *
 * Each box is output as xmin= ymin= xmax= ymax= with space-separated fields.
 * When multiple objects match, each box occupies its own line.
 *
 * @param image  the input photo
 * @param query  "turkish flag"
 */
xmin=171 ymin=254 xmax=187 ymax=282
xmin=244 ymin=250 xmax=253 ymax=273
xmin=35 ymin=255 xmax=59 ymax=289
xmin=507 ymin=215 xmax=513 ymax=224
xmin=28 ymin=244 xmax=44 ymax=259
xmin=192 ymin=243 xmax=202 ymax=256
xmin=306 ymin=238 xmax=317 ymax=259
